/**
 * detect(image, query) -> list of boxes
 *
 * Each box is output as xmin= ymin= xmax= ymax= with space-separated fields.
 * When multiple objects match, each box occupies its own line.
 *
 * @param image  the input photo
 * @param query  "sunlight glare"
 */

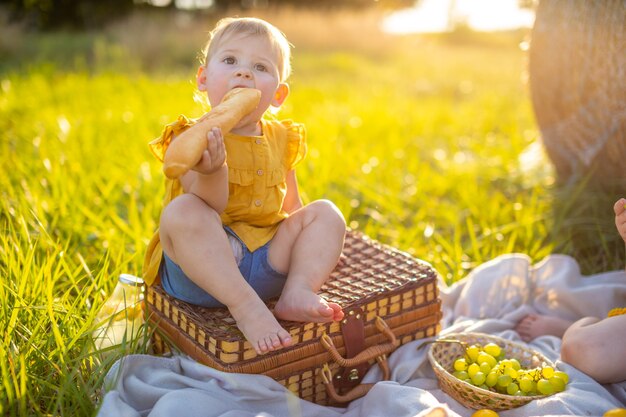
xmin=456 ymin=0 xmax=535 ymax=31
xmin=175 ymin=0 xmax=214 ymax=10
xmin=383 ymin=0 xmax=535 ymax=34
xmin=383 ymin=0 xmax=450 ymax=34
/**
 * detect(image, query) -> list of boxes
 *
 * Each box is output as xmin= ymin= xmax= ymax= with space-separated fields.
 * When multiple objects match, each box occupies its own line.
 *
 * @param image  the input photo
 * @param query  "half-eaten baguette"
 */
xmin=163 ymin=88 xmax=261 ymax=179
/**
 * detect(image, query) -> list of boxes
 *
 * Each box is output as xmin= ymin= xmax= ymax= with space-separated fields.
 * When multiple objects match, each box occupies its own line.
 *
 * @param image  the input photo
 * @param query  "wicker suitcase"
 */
xmin=145 ymin=230 xmax=442 ymax=405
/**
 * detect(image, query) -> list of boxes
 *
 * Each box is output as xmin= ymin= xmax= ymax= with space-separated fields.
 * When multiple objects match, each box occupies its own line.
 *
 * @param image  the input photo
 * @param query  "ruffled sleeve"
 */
xmin=142 ymin=116 xmax=192 ymax=286
xmin=148 ymin=115 xmax=193 ymax=163
xmin=282 ymin=120 xmax=307 ymax=170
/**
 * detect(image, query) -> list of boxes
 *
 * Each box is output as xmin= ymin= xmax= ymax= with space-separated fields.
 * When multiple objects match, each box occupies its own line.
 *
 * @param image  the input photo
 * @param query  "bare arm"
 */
xmin=282 ymin=170 xmax=303 ymax=214
xmin=614 ymin=197 xmax=626 ymax=243
xmin=180 ymin=127 xmax=229 ymax=213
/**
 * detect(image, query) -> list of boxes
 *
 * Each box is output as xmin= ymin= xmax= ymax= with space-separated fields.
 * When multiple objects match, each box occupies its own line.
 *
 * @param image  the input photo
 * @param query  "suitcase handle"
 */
xmin=319 ymin=316 xmax=399 ymax=403
xmin=320 ymin=316 xmax=399 ymax=366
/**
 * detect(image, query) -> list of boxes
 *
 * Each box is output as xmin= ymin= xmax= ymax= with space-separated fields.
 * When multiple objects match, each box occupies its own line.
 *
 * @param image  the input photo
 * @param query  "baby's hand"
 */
xmin=193 ymin=127 xmax=226 ymax=175
xmin=614 ymin=198 xmax=626 ymax=244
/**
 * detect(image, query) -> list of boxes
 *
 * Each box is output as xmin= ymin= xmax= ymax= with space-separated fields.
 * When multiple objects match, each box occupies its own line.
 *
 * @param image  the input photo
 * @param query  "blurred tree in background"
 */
xmin=0 ymin=0 xmax=135 ymax=29
xmin=208 ymin=0 xmax=414 ymax=10
xmin=0 ymin=0 xmax=414 ymax=30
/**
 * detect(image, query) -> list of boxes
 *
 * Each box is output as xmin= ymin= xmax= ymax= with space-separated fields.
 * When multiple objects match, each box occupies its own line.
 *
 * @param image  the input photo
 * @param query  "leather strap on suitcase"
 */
xmin=320 ymin=316 xmax=399 ymax=403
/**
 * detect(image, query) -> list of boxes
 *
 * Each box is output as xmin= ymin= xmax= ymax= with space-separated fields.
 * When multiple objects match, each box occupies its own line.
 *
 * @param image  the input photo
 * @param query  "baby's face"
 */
xmin=201 ymin=33 xmax=286 ymax=126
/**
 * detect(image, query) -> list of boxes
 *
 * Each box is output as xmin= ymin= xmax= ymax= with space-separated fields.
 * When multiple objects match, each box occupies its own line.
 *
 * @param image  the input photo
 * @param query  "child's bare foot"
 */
xmin=515 ymin=314 xmax=574 ymax=342
xmin=274 ymin=287 xmax=344 ymax=323
xmin=228 ymin=299 xmax=292 ymax=355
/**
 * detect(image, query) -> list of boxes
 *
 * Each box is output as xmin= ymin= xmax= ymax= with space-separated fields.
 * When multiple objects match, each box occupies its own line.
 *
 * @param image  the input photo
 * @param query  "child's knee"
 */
xmin=310 ymin=199 xmax=346 ymax=230
xmin=561 ymin=328 xmax=603 ymax=375
xmin=560 ymin=333 xmax=581 ymax=366
xmin=161 ymin=194 xmax=221 ymax=234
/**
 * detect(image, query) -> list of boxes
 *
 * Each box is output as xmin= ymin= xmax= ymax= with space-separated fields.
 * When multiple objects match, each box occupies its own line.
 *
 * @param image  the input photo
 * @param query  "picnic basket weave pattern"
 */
xmin=146 ymin=229 xmax=442 ymax=404
xmin=428 ymin=333 xmax=553 ymax=410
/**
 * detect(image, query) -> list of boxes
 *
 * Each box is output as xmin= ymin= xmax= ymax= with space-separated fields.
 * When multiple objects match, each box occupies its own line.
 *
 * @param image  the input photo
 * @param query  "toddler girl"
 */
xmin=143 ymin=17 xmax=346 ymax=355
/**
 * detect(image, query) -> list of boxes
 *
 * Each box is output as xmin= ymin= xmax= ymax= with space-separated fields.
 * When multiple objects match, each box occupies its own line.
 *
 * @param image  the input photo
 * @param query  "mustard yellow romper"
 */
xmin=143 ymin=116 xmax=306 ymax=307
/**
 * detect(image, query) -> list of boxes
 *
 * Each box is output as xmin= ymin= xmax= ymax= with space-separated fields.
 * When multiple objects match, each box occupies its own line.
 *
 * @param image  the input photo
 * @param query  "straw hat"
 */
xmin=529 ymin=0 xmax=626 ymax=185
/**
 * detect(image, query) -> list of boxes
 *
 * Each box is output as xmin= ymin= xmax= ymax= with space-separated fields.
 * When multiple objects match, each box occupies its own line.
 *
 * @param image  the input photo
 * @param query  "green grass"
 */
xmin=1 ymin=8 xmax=624 ymax=416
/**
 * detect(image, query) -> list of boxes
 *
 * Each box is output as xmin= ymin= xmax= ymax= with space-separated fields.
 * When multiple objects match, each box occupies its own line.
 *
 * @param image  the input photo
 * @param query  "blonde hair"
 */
xmin=201 ymin=17 xmax=292 ymax=82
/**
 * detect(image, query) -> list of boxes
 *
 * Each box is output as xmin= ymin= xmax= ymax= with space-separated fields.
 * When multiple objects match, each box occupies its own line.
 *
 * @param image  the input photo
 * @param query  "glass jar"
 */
xmin=93 ymin=274 xmax=145 ymax=351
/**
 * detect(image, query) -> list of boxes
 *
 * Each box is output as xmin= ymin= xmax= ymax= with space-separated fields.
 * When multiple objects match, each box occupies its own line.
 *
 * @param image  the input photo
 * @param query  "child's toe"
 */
xmin=278 ymin=330 xmax=292 ymax=347
xmin=268 ymin=333 xmax=282 ymax=349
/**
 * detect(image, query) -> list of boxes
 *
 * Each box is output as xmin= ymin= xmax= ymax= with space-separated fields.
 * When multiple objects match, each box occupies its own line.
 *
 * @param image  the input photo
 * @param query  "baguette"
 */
xmin=163 ymin=88 xmax=261 ymax=179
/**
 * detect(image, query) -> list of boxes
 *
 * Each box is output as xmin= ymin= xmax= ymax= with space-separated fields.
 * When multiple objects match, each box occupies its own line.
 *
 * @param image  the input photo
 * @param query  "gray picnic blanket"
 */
xmin=97 ymin=253 xmax=626 ymax=417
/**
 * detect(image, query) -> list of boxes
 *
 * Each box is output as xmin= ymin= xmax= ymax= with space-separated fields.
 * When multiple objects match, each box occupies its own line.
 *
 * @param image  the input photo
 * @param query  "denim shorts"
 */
xmin=160 ymin=227 xmax=288 ymax=308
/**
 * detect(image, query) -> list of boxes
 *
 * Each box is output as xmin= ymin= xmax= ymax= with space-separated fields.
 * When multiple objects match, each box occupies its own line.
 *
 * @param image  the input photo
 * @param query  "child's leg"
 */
xmin=560 ymin=314 xmax=626 ymax=384
xmin=268 ymin=200 xmax=346 ymax=323
xmin=514 ymin=314 xmax=574 ymax=342
xmin=159 ymin=194 xmax=292 ymax=354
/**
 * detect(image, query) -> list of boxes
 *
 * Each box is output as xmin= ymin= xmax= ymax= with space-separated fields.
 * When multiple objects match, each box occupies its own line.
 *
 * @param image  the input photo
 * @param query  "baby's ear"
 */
xmin=271 ymin=83 xmax=289 ymax=107
xmin=196 ymin=66 xmax=207 ymax=91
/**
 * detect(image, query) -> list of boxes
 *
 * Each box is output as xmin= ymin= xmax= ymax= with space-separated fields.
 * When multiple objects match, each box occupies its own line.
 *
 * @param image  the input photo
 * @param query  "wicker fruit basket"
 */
xmin=428 ymin=332 xmax=554 ymax=410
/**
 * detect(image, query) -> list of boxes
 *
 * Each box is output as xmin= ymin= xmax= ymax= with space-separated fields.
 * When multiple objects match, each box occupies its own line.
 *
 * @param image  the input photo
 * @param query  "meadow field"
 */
xmin=1 ymin=6 xmax=624 ymax=416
